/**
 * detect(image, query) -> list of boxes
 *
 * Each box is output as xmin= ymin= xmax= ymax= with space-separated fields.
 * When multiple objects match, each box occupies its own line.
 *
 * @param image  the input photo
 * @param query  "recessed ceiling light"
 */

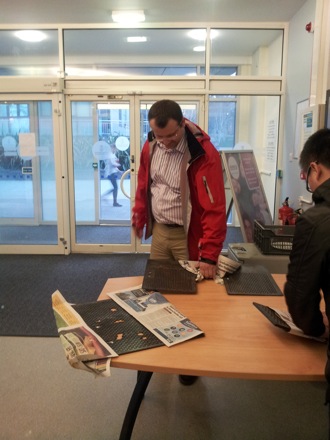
xmin=112 ymin=10 xmax=145 ymax=24
xmin=193 ymin=46 xmax=206 ymax=52
xmin=188 ymin=29 xmax=218 ymax=41
xmin=14 ymin=30 xmax=47 ymax=42
xmin=127 ymin=36 xmax=147 ymax=43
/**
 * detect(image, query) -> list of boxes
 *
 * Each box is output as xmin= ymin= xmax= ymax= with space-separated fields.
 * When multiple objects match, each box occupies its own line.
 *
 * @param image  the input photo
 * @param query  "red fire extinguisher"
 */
xmin=278 ymin=197 xmax=294 ymax=225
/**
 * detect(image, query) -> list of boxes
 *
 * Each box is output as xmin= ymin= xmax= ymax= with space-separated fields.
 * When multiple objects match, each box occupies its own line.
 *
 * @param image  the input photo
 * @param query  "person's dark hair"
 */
xmin=300 ymin=128 xmax=330 ymax=171
xmin=148 ymin=100 xmax=183 ymax=127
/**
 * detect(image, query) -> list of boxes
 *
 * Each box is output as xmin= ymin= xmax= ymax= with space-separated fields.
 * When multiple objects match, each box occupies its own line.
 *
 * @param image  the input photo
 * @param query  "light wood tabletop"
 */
xmin=99 ymin=275 xmax=326 ymax=381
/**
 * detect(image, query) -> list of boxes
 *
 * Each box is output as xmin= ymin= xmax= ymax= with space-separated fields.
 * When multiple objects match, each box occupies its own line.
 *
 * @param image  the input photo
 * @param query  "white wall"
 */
xmin=281 ymin=0 xmax=316 ymax=212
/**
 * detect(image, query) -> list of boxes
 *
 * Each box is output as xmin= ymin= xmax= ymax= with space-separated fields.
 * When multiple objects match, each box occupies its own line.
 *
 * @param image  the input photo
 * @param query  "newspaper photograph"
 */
xmin=107 ymin=285 xmax=204 ymax=347
xmin=52 ymin=290 xmax=117 ymax=377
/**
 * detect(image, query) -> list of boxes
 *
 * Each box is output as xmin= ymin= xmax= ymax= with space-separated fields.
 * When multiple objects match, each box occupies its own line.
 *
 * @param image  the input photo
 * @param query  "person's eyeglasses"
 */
xmin=300 ymin=161 xmax=318 ymax=193
xmin=153 ymin=125 xmax=182 ymax=143
xmin=305 ymin=165 xmax=313 ymax=193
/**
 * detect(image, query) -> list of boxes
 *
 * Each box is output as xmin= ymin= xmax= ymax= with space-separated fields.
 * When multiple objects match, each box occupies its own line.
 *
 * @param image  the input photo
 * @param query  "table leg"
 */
xmin=119 ymin=371 xmax=153 ymax=440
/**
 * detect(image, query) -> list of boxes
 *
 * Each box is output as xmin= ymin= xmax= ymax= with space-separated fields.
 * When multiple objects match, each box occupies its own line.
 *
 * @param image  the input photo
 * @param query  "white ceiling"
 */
xmin=0 ymin=0 xmax=307 ymax=25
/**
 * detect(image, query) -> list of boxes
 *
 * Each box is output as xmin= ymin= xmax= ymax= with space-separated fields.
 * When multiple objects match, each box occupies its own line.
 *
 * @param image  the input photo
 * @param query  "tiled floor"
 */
xmin=0 ymin=336 xmax=327 ymax=440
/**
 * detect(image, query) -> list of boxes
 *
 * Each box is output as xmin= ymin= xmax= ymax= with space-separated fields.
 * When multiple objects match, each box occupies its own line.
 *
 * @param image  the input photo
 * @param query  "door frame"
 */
xmin=0 ymin=93 xmax=69 ymax=254
xmin=66 ymin=94 xmax=136 ymax=253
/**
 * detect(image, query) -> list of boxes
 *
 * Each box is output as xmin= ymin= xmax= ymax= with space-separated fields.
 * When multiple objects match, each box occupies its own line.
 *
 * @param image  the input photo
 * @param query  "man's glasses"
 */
xmin=300 ymin=161 xmax=318 ymax=193
xmin=153 ymin=125 xmax=182 ymax=143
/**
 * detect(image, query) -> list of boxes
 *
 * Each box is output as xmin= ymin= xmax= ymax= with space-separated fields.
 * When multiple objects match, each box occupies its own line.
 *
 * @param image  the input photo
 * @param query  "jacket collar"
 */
xmin=185 ymin=127 xmax=205 ymax=162
xmin=312 ymin=178 xmax=330 ymax=204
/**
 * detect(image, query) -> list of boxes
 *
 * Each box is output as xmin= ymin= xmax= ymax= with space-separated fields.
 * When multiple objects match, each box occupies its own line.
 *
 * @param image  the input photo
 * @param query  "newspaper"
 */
xmin=108 ymin=285 xmax=204 ymax=347
xmin=179 ymin=254 xmax=241 ymax=284
xmin=52 ymin=285 xmax=204 ymax=376
xmin=264 ymin=307 xmax=327 ymax=343
xmin=52 ymin=290 xmax=116 ymax=377
xmin=253 ymin=302 xmax=328 ymax=343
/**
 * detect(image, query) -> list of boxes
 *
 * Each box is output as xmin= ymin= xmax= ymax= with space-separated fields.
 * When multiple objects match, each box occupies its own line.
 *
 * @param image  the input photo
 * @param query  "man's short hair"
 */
xmin=300 ymin=128 xmax=330 ymax=171
xmin=148 ymin=100 xmax=183 ymax=127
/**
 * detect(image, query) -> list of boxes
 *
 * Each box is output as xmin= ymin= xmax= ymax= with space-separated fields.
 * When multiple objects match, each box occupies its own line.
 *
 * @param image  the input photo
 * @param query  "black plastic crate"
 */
xmin=253 ymin=220 xmax=295 ymax=255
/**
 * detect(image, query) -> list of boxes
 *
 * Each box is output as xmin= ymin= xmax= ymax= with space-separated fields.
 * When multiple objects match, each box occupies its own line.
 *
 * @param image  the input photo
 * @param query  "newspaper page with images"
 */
xmin=52 ymin=290 xmax=118 ymax=377
xmin=108 ymin=286 xmax=203 ymax=346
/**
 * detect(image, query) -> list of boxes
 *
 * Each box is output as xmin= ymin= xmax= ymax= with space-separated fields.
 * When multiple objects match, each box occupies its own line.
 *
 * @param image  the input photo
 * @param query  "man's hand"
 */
xmin=198 ymin=261 xmax=217 ymax=279
xmin=132 ymin=225 xmax=143 ymax=239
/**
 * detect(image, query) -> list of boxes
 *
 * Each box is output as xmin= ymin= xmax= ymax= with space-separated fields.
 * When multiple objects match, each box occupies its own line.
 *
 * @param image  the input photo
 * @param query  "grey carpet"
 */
xmin=0 ymin=253 xmax=149 ymax=337
xmin=0 ymin=228 xmax=243 ymax=337
xmin=0 ymin=225 xmax=242 ymax=246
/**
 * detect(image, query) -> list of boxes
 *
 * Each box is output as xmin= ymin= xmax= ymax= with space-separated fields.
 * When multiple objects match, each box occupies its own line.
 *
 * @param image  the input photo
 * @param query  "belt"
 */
xmin=161 ymin=223 xmax=183 ymax=228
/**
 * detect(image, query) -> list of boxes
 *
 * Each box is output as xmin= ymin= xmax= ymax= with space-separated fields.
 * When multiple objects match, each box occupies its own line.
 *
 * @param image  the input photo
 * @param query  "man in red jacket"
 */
xmin=132 ymin=99 xmax=227 ymax=280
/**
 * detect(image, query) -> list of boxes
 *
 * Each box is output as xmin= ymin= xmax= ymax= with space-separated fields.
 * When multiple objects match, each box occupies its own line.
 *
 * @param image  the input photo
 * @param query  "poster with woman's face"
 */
xmin=223 ymin=151 xmax=272 ymax=242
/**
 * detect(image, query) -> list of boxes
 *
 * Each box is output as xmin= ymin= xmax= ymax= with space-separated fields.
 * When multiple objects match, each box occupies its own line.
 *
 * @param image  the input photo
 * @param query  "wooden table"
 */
xmin=99 ymin=275 xmax=326 ymax=439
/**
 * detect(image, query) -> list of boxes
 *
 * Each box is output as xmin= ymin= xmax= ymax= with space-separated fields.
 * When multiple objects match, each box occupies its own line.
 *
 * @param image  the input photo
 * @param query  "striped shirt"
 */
xmin=150 ymin=135 xmax=187 ymax=225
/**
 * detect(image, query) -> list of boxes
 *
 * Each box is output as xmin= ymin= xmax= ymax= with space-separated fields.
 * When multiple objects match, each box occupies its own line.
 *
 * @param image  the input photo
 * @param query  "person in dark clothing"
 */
xmin=284 ymin=128 xmax=330 ymax=405
xmin=103 ymin=145 xmax=122 ymax=207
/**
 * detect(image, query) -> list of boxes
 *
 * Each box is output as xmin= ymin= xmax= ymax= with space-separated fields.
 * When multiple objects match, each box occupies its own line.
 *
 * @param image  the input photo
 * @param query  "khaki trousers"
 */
xmin=150 ymin=223 xmax=188 ymax=260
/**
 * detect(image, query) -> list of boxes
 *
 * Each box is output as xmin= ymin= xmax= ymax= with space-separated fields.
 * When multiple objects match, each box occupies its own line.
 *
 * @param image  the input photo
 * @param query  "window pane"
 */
xmin=211 ymin=29 xmax=283 ymax=76
xmin=208 ymin=98 xmax=237 ymax=149
xmin=0 ymin=30 xmax=59 ymax=76
xmin=64 ymin=29 xmax=206 ymax=77
xmin=70 ymin=101 xmax=132 ymax=245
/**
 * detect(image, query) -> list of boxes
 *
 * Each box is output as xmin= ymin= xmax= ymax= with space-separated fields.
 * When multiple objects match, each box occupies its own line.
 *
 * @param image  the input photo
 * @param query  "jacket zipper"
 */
xmin=202 ymin=176 xmax=214 ymax=203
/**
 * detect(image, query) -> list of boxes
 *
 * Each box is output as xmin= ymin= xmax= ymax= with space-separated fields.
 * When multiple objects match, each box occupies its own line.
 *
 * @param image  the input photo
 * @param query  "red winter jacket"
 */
xmin=132 ymin=119 xmax=227 ymax=263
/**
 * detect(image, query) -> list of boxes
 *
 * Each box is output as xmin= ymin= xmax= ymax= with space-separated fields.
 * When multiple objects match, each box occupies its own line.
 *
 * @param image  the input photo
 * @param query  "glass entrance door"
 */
xmin=66 ymin=95 xmax=203 ymax=253
xmin=67 ymin=97 xmax=134 ymax=252
xmin=0 ymin=95 xmax=66 ymax=253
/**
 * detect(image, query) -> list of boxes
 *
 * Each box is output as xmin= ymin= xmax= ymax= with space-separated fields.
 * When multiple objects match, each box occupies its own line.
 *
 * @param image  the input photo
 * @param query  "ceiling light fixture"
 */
xmin=112 ymin=10 xmax=145 ymax=24
xmin=127 ymin=36 xmax=147 ymax=43
xmin=14 ymin=30 xmax=47 ymax=42
xmin=188 ymin=29 xmax=218 ymax=41
xmin=193 ymin=46 xmax=206 ymax=52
